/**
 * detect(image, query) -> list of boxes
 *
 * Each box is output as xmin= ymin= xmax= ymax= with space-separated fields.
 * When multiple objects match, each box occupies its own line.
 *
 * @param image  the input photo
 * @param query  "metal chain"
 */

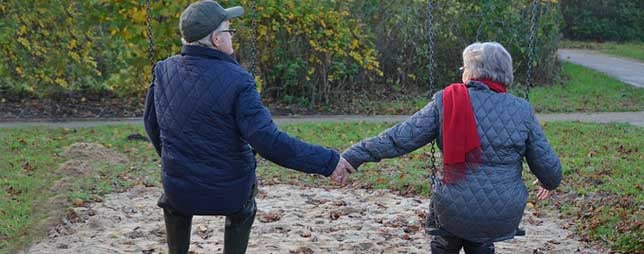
xmin=427 ymin=0 xmax=438 ymax=187
xmin=145 ymin=0 xmax=155 ymax=67
xmin=525 ymin=0 xmax=539 ymax=101
xmin=475 ymin=1 xmax=487 ymax=41
xmin=429 ymin=140 xmax=438 ymax=186
xmin=249 ymin=0 xmax=258 ymax=77
xmin=145 ymin=0 xmax=156 ymax=84
xmin=427 ymin=0 xmax=436 ymax=99
xmin=475 ymin=22 xmax=483 ymax=42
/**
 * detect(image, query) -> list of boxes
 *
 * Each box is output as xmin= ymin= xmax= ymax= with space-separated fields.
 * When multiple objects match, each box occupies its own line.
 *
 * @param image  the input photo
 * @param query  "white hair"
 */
xmin=462 ymin=42 xmax=514 ymax=87
xmin=181 ymin=22 xmax=227 ymax=49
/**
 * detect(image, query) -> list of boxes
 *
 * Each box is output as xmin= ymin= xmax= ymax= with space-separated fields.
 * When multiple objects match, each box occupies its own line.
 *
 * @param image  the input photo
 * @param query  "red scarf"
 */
xmin=441 ymin=79 xmax=506 ymax=183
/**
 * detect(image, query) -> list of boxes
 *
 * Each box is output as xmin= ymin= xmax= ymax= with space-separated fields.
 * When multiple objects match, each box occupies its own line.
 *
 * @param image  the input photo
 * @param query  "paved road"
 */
xmin=559 ymin=49 xmax=644 ymax=88
xmin=1 ymin=111 xmax=642 ymax=129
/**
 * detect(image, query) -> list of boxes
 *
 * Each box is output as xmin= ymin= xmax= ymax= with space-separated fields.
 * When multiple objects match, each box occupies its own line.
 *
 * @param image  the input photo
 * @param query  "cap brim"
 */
xmin=224 ymin=6 xmax=244 ymax=20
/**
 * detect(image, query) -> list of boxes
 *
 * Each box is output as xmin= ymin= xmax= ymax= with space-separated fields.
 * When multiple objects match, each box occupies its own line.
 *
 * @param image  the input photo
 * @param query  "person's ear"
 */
xmin=210 ymin=33 xmax=219 ymax=48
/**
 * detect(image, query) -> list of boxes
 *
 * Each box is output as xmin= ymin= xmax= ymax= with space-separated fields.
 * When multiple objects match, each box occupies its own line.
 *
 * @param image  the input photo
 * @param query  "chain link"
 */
xmin=145 ymin=0 xmax=155 ymax=68
xmin=427 ymin=0 xmax=436 ymax=99
xmin=249 ymin=0 xmax=258 ymax=78
xmin=525 ymin=0 xmax=539 ymax=101
xmin=427 ymin=0 xmax=438 ymax=187
xmin=429 ymin=141 xmax=438 ymax=186
xmin=475 ymin=1 xmax=486 ymax=41
xmin=145 ymin=0 xmax=156 ymax=85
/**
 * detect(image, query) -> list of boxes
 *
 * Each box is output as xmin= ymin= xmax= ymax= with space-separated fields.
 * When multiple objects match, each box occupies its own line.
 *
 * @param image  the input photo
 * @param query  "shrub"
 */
xmin=350 ymin=0 xmax=562 ymax=96
xmin=0 ymin=0 xmax=562 ymax=106
xmin=561 ymin=0 xmax=644 ymax=42
xmin=0 ymin=1 xmax=101 ymax=96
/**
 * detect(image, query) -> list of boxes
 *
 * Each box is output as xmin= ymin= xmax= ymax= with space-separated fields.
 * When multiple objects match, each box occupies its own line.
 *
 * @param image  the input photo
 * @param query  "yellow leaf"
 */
xmin=258 ymin=26 xmax=267 ymax=36
xmin=69 ymin=39 xmax=77 ymax=50
xmin=55 ymin=78 xmax=68 ymax=88
xmin=18 ymin=25 xmax=27 ymax=36
xmin=131 ymin=7 xmax=146 ymax=23
xmin=70 ymin=52 xmax=81 ymax=62
xmin=17 ymin=37 xmax=30 ymax=50
xmin=351 ymin=39 xmax=359 ymax=49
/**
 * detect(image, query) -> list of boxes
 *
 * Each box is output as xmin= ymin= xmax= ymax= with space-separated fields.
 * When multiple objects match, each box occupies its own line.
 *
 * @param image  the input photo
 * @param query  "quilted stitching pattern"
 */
xmin=343 ymin=82 xmax=562 ymax=243
xmin=146 ymin=46 xmax=340 ymax=216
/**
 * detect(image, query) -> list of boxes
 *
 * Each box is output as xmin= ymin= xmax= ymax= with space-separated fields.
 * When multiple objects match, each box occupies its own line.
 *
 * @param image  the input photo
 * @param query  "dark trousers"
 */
xmin=431 ymin=235 xmax=495 ymax=254
xmin=158 ymin=190 xmax=257 ymax=254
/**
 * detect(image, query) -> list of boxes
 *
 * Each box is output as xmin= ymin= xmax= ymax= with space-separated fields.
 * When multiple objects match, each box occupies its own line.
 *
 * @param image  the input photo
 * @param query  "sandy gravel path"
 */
xmin=28 ymin=184 xmax=600 ymax=254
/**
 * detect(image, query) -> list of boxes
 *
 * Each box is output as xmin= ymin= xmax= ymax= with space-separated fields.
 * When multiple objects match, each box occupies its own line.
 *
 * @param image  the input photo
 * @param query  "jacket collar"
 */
xmin=181 ymin=45 xmax=239 ymax=65
xmin=466 ymin=80 xmax=490 ymax=91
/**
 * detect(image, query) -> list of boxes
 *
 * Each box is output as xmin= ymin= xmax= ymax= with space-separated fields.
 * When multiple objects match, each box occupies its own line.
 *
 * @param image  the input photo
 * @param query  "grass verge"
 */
xmin=561 ymin=40 xmax=644 ymax=62
xmin=327 ymin=62 xmax=644 ymax=115
xmin=0 ymin=126 xmax=159 ymax=253
xmin=526 ymin=62 xmax=644 ymax=113
xmin=0 ymin=121 xmax=642 ymax=253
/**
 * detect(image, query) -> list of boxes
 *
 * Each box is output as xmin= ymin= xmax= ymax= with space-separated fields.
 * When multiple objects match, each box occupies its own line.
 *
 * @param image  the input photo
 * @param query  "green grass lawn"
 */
xmin=0 ymin=126 xmax=160 ymax=253
xmin=337 ymin=62 xmax=644 ymax=115
xmin=561 ymin=40 xmax=644 ymax=62
xmin=527 ymin=62 xmax=644 ymax=113
xmin=1 ymin=122 xmax=642 ymax=253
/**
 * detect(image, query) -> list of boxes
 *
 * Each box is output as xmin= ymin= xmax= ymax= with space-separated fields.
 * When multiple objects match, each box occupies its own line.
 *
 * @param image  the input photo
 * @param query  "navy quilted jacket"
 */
xmin=144 ymin=45 xmax=340 ymax=216
xmin=342 ymin=81 xmax=562 ymax=243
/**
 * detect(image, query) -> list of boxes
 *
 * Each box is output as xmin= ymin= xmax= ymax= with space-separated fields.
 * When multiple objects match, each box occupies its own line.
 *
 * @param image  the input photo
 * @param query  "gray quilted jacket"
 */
xmin=342 ymin=81 xmax=562 ymax=243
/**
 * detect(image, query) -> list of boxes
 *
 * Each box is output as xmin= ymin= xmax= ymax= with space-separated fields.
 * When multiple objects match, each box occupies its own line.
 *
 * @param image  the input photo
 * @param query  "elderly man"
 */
xmin=143 ymin=1 xmax=354 ymax=253
xmin=342 ymin=42 xmax=562 ymax=254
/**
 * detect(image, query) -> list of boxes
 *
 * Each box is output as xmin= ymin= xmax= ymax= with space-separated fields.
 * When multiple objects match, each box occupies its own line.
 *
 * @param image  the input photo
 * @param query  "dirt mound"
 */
xmin=51 ymin=163 xmax=88 ymax=193
xmin=28 ymin=184 xmax=602 ymax=254
xmin=50 ymin=143 xmax=129 ymax=194
xmin=62 ymin=143 xmax=129 ymax=165
xmin=56 ymin=160 xmax=93 ymax=177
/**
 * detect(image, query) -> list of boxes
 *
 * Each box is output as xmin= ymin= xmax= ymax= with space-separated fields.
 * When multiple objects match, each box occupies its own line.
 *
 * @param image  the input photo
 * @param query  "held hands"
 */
xmin=330 ymin=157 xmax=356 ymax=184
xmin=533 ymin=179 xmax=551 ymax=200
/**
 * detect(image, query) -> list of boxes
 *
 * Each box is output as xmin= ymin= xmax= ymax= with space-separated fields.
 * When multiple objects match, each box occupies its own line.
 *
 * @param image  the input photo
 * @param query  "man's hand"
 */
xmin=533 ymin=179 xmax=551 ymax=200
xmin=330 ymin=157 xmax=356 ymax=184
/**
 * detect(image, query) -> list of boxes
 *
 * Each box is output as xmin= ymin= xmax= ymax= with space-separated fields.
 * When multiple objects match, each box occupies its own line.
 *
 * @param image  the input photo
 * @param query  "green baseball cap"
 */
xmin=180 ymin=0 xmax=244 ymax=43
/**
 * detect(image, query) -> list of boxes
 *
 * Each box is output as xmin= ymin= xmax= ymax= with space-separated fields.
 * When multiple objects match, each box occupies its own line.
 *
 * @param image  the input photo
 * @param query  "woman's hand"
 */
xmin=533 ymin=179 xmax=551 ymax=200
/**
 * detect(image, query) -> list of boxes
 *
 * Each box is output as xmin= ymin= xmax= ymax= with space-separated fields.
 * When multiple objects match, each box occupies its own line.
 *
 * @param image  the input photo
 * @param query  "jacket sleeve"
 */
xmin=341 ymin=97 xmax=440 ymax=170
xmin=524 ymin=108 xmax=562 ymax=190
xmin=143 ymin=82 xmax=162 ymax=157
xmin=234 ymin=78 xmax=340 ymax=176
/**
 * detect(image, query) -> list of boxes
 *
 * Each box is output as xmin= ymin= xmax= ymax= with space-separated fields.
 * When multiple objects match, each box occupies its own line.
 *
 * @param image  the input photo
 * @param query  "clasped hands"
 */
xmin=330 ymin=157 xmax=355 ymax=184
xmin=330 ymin=158 xmax=552 ymax=201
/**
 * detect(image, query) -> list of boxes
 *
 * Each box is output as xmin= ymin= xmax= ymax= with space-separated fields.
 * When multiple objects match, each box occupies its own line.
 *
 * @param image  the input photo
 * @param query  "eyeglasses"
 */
xmin=218 ymin=29 xmax=237 ymax=36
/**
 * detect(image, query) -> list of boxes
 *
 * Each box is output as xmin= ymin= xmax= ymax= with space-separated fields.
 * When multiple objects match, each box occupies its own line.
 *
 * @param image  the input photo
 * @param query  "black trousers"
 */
xmin=158 ymin=186 xmax=258 ymax=254
xmin=430 ymin=235 xmax=495 ymax=254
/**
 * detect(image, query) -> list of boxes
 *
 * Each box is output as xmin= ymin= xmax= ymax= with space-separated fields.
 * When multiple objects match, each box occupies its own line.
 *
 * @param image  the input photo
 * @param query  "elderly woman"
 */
xmin=342 ymin=42 xmax=562 ymax=254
